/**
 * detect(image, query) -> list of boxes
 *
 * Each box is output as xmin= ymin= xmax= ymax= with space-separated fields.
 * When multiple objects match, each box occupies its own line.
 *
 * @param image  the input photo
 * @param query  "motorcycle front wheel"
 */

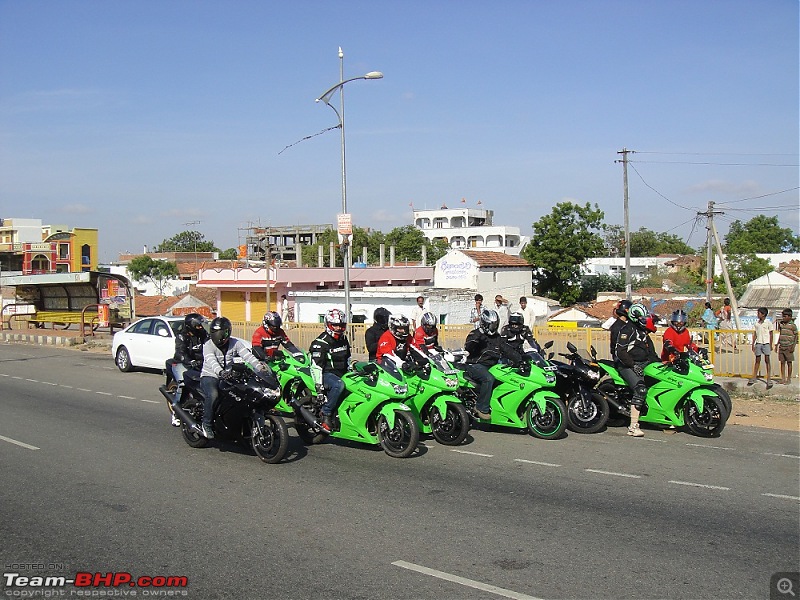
xmin=431 ymin=402 xmax=470 ymax=446
xmin=526 ymin=396 xmax=567 ymax=439
xmin=252 ymin=414 xmax=289 ymax=463
xmin=683 ymin=395 xmax=728 ymax=438
xmin=378 ymin=411 xmax=419 ymax=458
xmin=566 ymin=391 xmax=609 ymax=434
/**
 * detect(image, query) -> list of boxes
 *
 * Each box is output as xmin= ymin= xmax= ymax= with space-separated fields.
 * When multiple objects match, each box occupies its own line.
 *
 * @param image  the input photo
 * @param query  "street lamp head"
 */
xmin=364 ymin=71 xmax=383 ymax=80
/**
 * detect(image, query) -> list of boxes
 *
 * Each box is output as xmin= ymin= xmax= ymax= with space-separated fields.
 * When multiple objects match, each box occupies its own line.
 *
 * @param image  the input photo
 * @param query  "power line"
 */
xmin=630 ymin=160 xmax=798 ymax=167
xmin=634 ymin=151 xmax=798 ymax=157
xmin=715 ymin=186 xmax=800 ymax=205
xmin=628 ymin=162 xmax=697 ymax=211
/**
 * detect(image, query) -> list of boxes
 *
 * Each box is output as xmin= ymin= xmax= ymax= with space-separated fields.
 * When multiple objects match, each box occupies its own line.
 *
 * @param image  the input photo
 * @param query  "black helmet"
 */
xmin=615 ymin=299 xmax=633 ymax=318
xmin=479 ymin=309 xmax=500 ymax=335
xmin=420 ymin=311 xmax=437 ymax=334
xmin=209 ymin=316 xmax=232 ymax=349
xmin=670 ymin=309 xmax=687 ymax=332
xmin=184 ymin=313 xmax=205 ymax=335
xmin=263 ymin=311 xmax=282 ymax=332
xmin=373 ymin=307 xmax=391 ymax=326
xmin=508 ymin=312 xmax=524 ymax=332
xmin=389 ymin=315 xmax=410 ymax=339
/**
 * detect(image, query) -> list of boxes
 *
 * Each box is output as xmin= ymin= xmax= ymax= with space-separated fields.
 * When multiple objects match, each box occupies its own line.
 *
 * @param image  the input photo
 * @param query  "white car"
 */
xmin=112 ymin=316 xmax=185 ymax=372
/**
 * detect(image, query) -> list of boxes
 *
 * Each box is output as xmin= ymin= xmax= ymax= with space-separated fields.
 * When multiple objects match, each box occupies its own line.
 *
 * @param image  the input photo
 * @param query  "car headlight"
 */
xmin=392 ymin=384 xmax=408 ymax=395
xmin=445 ymin=377 xmax=459 ymax=388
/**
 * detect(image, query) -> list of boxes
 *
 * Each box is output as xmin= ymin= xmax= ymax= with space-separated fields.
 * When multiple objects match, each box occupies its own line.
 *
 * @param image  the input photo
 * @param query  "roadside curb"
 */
xmin=0 ymin=331 xmax=80 ymax=347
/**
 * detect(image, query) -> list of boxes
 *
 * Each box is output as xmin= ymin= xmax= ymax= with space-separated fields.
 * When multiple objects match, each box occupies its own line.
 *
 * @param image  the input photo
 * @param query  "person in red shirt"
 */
xmin=413 ymin=312 xmax=442 ymax=353
xmin=661 ymin=309 xmax=697 ymax=362
xmin=251 ymin=311 xmax=299 ymax=360
xmin=376 ymin=315 xmax=413 ymax=364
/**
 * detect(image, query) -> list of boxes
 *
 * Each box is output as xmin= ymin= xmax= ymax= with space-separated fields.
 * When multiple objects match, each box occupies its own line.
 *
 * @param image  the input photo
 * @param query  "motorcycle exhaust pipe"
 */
xmin=171 ymin=403 xmax=201 ymax=432
xmin=286 ymin=398 xmax=324 ymax=432
xmin=596 ymin=391 xmax=630 ymax=416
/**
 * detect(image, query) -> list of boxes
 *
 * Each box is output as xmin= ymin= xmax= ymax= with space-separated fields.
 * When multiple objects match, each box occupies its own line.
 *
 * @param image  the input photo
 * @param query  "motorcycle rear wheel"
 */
xmin=252 ymin=414 xmax=289 ymax=463
xmin=526 ymin=396 xmax=567 ymax=439
xmin=683 ymin=395 xmax=728 ymax=438
xmin=566 ymin=392 xmax=609 ymax=434
xmin=378 ymin=411 xmax=419 ymax=458
xmin=431 ymin=402 xmax=470 ymax=446
xmin=182 ymin=422 xmax=208 ymax=448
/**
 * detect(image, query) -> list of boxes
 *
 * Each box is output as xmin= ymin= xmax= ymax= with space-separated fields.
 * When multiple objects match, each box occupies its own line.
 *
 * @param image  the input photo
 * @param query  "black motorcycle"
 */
xmin=551 ymin=342 xmax=608 ymax=434
xmin=159 ymin=363 xmax=289 ymax=464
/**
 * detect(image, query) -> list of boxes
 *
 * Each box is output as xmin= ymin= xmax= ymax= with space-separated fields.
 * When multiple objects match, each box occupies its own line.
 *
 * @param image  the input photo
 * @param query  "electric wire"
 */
xmin=628 ymin=162 xmax=697 ymax=211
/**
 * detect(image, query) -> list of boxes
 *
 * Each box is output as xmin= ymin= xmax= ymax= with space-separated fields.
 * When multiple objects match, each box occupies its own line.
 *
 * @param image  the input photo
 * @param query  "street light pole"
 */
xmin=316 ymin=47 xmax=382 ymax=322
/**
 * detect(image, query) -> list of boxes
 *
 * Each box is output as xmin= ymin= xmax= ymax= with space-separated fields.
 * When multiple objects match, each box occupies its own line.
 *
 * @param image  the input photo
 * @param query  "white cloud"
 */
xmin=684 ymin=179 xmax=761 ymax=196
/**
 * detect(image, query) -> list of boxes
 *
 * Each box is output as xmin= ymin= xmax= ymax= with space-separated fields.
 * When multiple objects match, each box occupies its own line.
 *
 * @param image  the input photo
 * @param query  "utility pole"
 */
xmin=183 ymin=220 xmax=201 ymax=278
xmin=616 ymin=148 xmax=633 ymax=300
xmin=699 ymin=201 xmax=743 ymax=330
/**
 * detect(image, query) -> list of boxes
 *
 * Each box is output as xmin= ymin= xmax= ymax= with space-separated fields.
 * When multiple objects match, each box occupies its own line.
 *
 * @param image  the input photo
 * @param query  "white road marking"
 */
xmin=25 ymin=378 xmax=38 ymax=382
xmin=0 ymin=373 xmax=7 ymax=377
xmin=41 ymin=381 xmax=58 ymax=386
xmin=514 ymin=459 xmax=561 ymax=467
xmin=585 ymin=469 xmax=641 ymax=479
xmin=140 ymin=399 xmax=160 ymax=404
xmin=451 ymin=449 xmax=494 ymax=458
xmin=762 ymin=493 xmax=800 ymax=501
xmin=77 ymin=388 xmax=91 ymax=392
xmin=640 ymin=437 xmax=666 ymax=443
xmin=11 ymin=376 xmax=22 ymax=379
xmin=59 ymin=385 xmax=73 ymax=389
xmin=392 ymin=560 xmax=544 ymax=600
xmin=686 ymin=443 xmax=733 ymax=450
xmin=763 ymin=452 xmax=800 ymax=459
xmin=0 ymin=434 xmax=40 ymax=450
xmin=118 ymin=395 xmax=136 ymax=400
xmin=95 ymin=391 xmax=112 ymax=396
xmin=669 ymin=480 xmax=730 ymax=491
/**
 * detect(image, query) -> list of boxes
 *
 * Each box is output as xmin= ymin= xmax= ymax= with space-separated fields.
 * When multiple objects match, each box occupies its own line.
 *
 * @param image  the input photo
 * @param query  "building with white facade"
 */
xmin=413 ymin=205 xmax=529 ymax=256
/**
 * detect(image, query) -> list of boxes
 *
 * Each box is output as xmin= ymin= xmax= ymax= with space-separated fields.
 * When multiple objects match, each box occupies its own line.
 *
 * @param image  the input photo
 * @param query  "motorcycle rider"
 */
xmin=413 ymin=311 xmax=442 ymax=353
xmin=199 ymin=316 xmax=270 ymax=439
xmin=251 ymin=311 xmax=300 ymax=361
xmin=463 ymin=309 xmax=524 ymax=420
xmin=309 ymin=308 xmax=352 ymax=433
xmin=614 ymin=302 xmax=660 ymax=438
xmin=661 ymin=309 xmax=698 ymax=362
xmin=609 ymin=299 xmax=632 ymax=355
xmin=166 ymin=313 xmax=208 ymax=426
xmin=501 ymin=312 xmax=541 ymax=357
xmin=365 ymin=307 xmax=391 ymax=361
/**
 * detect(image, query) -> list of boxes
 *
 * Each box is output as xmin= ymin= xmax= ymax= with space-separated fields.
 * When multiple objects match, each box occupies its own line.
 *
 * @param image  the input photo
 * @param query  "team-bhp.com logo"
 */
xmin=3 ymin=572 xmax=188 ymax=596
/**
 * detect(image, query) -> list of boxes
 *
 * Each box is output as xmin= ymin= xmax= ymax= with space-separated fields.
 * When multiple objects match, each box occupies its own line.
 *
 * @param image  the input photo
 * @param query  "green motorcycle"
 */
xmin=592 ymin=345 xmax=729 ymax=437
xmin=451 ymin=345 xmax=568 ymax=440
xmin=272 ymin=352 xmax=420 ymax=458
xmin=384 ymin=347 xmax=470 ymax=446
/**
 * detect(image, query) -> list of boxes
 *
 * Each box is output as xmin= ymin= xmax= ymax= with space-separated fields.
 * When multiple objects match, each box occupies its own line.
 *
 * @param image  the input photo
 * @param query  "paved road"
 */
xmin=1 ymin=344 xmax=798 ymax=600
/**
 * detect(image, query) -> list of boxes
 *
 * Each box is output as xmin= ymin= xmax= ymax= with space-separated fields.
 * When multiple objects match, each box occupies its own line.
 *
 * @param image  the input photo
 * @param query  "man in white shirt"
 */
xmin=410 ymin=295 xmax=426 ymax=330
xmin=494 ymin=295 xmax=510 ymax=331
xmin=517 ymin=296 xmax=536 ymax=328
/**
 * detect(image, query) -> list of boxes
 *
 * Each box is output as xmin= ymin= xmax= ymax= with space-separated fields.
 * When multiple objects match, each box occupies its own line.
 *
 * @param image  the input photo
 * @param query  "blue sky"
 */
xmin=1 ymin=0 xmax=797 ymax=262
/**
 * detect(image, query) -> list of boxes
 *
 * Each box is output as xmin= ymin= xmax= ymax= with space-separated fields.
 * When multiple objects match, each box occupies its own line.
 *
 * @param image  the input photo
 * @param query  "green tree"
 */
xmin=127 ymin=256 xmax=180 ymax=295
xmin=577 ymin=273 xmax=626 ymax=302
xmin=522 ymin=201 xmax=606 ymax=305
xmin=384 ymin=225 xmax=448 ymax=263
xmin=718 ymin=253 xmax=774 ymax=296
xmin=724 ymin=215 xmax=800 ymax=254
xmin=218 ymin=248 xmax=238 ymax=260
xmin=154 ymin=231 xmax=217 ymax=253
xmin=603 ymin=225 xmax=696 ymax=257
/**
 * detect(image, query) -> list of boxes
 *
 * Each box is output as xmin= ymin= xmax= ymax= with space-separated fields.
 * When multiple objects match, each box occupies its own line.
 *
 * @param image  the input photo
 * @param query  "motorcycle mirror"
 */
xmin=548 ymin=352 xmax=554 ymax=360
xmin=544 ymin=340 xmax=554 ymax=349
xmin=567 ymin=341 xmax=577 ymax=353
xmin=590 ymin=345 xmax=597 ymax=358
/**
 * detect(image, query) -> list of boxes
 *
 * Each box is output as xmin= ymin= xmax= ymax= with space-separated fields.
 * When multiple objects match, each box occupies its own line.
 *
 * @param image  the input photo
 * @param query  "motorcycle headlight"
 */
xmin=703 ymin=372 xmax=713 ymax=381
xmin=444 ymin=377 xmax=459 ymax=388
xmin=586 ymin=369 xmax=600 ymax=381
xmin=546 ymin=374 xmax=556 ymax=384
xmin=392 ymin=384 xmax=408 ymax=395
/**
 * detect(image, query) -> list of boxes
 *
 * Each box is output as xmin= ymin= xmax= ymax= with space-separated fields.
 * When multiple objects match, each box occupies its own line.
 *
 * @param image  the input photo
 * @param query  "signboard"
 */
xmin=337 ymin=213 xmax=353 ymax=235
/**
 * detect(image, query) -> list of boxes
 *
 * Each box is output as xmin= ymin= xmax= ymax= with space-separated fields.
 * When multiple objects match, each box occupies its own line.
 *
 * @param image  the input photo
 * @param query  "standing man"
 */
xmin=410 ymin=295 xmax=426 ymax=330
xmin=748 ymin=307 xmax=773 ymax=389
xmin=518 ymin=296 xmax=536 ymax=328
xmin=469 ymin=294 xmax=484 ymax=329
xmin=280 ymin=294 xmax=290 ymax=324
xmin=775 ymin=308 xmax=797 ymax=385
xmin=494 ymin=295 xmax=510 ymax=331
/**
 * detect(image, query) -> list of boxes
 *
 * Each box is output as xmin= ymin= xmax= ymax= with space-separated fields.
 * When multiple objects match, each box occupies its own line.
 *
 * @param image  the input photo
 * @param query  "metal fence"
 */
xmin=231 ymin=321 xmax=755 ymax=378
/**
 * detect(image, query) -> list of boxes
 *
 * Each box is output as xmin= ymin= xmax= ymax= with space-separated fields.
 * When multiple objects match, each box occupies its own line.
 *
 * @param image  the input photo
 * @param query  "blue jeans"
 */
xmin=321 ymin=372 xmax=345 ymax=417
xmin=463 ymin=363 xmax=494 ymax=413
xmin=172 ymin=363 xmax=188 ymax=402
xmin=200 ymin=376 xmax=220 ymax=428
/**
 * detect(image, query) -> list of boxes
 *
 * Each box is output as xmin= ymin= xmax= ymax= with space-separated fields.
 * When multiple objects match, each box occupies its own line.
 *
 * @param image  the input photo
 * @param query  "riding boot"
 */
xmin=321 ymin=414 xmax=333 ymax=433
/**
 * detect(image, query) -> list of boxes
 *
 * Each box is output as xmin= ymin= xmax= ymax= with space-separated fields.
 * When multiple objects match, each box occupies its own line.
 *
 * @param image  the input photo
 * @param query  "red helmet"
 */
xmin=325 ymin=309 xmax=347 ymax=339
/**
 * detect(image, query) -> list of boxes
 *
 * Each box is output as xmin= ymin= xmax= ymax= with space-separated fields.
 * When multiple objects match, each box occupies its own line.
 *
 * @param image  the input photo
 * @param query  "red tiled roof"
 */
xmin=459 ymin=250 xmax=531 ymax=267
xmin=133 ymin=294 xmax=182 ymax=317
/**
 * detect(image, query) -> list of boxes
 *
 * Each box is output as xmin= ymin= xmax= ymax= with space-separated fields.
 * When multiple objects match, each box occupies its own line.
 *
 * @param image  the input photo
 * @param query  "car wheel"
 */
xmin=116 ymin=346 xmax=133 ymax=372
